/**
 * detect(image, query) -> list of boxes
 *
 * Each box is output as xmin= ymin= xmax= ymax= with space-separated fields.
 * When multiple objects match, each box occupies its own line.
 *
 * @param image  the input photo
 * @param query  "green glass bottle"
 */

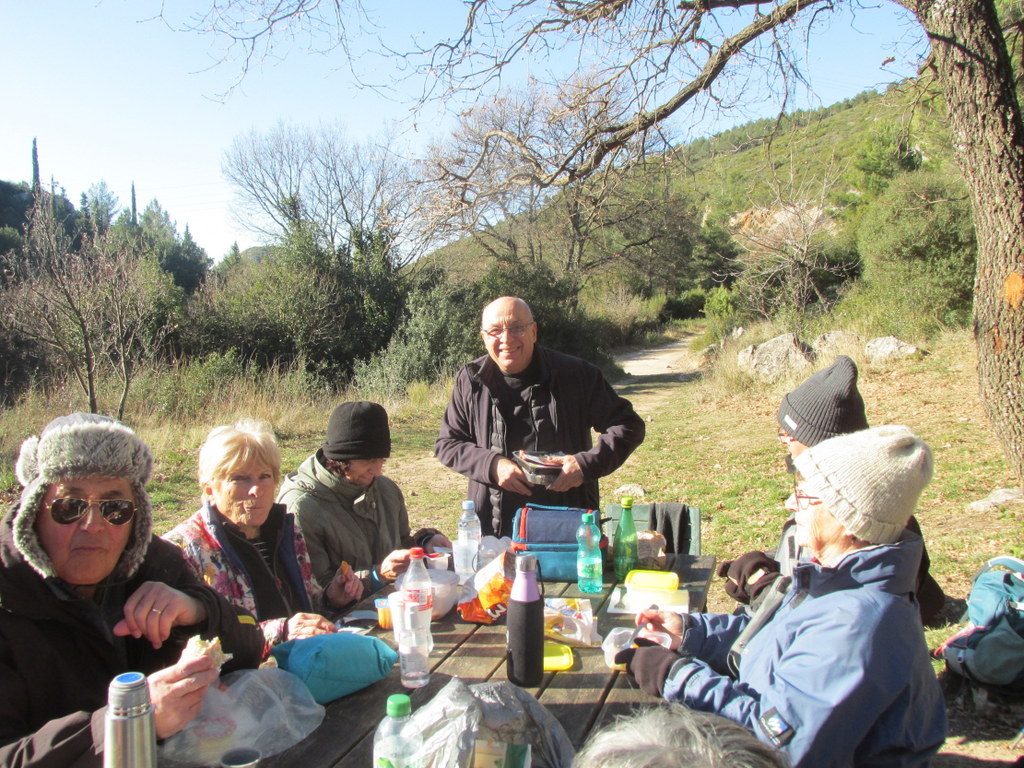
xmin=614 ymin=496 xmax=639 ymax=581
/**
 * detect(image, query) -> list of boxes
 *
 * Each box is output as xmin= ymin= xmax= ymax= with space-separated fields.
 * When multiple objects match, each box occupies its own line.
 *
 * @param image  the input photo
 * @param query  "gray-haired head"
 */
xmin=13 ymin=413 xmax=153 ymax=580
xmin=572 ymin=705 xmax=788 ymax=768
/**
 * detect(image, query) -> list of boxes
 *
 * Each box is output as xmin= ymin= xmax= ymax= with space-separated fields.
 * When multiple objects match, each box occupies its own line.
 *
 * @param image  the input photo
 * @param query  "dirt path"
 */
xmin=614 ymin=333 xmax=703 ymax=378
xmin=611 ymin=332 xmax=705 ymax=412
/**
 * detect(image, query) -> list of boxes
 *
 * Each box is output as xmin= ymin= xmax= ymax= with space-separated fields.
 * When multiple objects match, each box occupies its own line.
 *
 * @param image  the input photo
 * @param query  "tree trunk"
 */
xmin=908 ymin=0 xmax=1024 ymax=486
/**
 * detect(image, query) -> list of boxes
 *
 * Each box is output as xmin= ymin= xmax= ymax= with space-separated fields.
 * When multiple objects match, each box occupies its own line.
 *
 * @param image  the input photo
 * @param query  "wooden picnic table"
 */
xmin=263 ymin=553 xmax=716 ymax=768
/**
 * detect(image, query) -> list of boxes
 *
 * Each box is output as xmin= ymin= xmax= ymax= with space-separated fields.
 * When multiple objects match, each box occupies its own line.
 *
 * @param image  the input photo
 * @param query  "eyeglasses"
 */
xmin=47 ymin=497 xmax=136 ymax=526
xmin=793 ymin=490 xmax=823 ymax=513
xmin=481 ymin=322 xmax=534 ymax=338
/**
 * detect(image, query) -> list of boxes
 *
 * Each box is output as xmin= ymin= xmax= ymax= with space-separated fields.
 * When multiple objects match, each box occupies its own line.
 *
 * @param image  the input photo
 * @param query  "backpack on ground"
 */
xmin=936 ymin=555 xmax=1024 ymax=695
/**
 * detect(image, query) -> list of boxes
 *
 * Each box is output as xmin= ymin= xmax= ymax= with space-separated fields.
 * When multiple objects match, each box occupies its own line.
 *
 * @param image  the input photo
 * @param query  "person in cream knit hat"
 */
xmin=618 ymin=425 xmax=945 ymax=768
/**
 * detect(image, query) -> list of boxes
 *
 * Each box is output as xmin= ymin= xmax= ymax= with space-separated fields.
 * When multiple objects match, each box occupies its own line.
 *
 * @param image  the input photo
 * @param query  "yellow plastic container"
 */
xmin=623 ymin=570 xmax=688 ymax=612
xmin=543 ymin=641 xmax=575 ymax=671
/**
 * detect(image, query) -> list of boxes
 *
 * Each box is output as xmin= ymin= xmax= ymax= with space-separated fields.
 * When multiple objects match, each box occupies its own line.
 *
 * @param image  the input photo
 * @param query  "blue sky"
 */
xmin=1 ymin=1 xmax=925 ymax=261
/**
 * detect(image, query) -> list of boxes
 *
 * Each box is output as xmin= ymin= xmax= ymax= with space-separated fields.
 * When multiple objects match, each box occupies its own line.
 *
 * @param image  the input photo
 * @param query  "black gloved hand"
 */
xmin=719 ymin=550 xmax=781 ymax=604
xmin=615 ymin=638 xmax=682 ymax=697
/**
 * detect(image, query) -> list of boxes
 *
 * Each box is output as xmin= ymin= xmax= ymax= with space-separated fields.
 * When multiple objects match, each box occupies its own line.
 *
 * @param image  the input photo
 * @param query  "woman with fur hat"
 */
xmin=0 ymin=413 xmax=264 ymax=768
xmin=164 ymin=420 xmax=364 ymax=655
xmin=278 ymin=401 xmax=450 ymax=595
xmin=618 ymin=426 xmax=947 ymax=768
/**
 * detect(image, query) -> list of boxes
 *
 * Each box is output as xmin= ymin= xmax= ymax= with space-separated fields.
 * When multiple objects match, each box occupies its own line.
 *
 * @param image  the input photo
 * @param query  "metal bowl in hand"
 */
xmin=513 ymin=451 xmax=565 ymax=486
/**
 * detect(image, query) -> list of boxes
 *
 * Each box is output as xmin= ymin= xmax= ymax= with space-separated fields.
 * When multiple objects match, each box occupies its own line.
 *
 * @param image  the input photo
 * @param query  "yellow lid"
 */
xmin=624 ymin=569 xmax=680 ymax=591
xmin=543 ymin=641 xmax=575 ymax=671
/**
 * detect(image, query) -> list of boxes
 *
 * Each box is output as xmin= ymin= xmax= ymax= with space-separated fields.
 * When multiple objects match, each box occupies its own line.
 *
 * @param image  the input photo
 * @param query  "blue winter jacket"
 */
xmin=663 ymin=532 xmax=946 ymax=767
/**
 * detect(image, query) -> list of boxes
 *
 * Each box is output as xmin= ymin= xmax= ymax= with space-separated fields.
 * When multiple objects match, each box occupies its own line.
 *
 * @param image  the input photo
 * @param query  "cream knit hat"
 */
xmin=793 ymin=425 xmax=933 ymax=544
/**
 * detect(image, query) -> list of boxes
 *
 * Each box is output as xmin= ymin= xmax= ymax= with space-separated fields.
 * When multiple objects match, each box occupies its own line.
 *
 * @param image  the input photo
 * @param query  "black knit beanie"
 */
xmin=777 ymin=355 xmax=868 ymax=447
xmin=322 ymin=401 xmax=391 ymax=461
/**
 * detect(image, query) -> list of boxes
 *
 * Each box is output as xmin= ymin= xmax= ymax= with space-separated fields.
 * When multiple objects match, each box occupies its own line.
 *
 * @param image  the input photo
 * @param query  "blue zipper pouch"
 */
xmin=510 ymin=504 xmax=604 ymax=582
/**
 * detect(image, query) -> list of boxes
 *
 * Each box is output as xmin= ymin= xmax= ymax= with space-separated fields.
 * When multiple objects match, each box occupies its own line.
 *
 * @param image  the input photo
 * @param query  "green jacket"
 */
xmin=278 ymin=452 xmax=416 ymax=590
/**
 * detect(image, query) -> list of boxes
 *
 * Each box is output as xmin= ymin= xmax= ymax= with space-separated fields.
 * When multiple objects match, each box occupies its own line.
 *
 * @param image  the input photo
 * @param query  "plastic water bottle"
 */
xmin=506 ymin=553 xmax=544 ymax=687
xmin=614 ymin=496 xmax=639 ymax=581
xmin=399 ymin=547 xmax=433 ymax=688
xmin=576 ymin=512 xmax=603 ymax=594
xmin=454 ymin=499 xmax=481 ymax=584
xmin=372 ymin=693 xmax=422 ymax=768
xmin=103 ymin=671 xmax=156 ymax=768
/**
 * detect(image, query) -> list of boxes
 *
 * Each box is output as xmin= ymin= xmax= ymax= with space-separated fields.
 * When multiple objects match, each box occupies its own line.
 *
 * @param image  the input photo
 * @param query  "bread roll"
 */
xmin=182 ymin=635 xmax=232 ymax=669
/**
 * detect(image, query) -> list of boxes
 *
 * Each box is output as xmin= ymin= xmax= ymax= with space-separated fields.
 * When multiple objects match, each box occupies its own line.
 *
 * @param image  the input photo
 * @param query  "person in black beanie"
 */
xmin=777 ymin=355 xmax=868 ymax=451
xmin=718 ymin=355 xmax=946 ymax=626
xmin=278 ymin=401 xmax=451 ymax=594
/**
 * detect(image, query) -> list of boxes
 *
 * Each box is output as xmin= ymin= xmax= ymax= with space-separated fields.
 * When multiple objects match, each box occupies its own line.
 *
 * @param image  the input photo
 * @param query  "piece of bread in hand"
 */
xmin=182 ymin=635 xmax=232 ymax=670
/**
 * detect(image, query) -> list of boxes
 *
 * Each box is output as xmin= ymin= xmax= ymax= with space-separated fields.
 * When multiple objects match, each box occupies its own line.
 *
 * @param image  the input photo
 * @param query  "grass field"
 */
xmin=1 ymin=326 xmax=1022 ymax=764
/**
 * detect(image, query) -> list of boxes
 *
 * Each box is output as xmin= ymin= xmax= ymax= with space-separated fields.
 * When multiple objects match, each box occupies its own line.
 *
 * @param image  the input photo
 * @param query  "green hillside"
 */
xmin=423 ymin=80 xmax=959 ymax=286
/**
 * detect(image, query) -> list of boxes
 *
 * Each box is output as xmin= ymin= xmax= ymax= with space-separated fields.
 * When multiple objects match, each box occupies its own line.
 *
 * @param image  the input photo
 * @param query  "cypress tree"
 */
xmin=31 ymin=138 xmax=40 ymax=198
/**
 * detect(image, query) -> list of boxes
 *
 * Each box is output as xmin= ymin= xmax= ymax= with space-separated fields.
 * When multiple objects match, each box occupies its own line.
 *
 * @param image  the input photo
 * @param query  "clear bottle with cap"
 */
xmin=103 ymin=671 xmax=157 ymax=768
xmin=613 ymin=496 xmax=639 ymax=581
xmin=453 ymin=499 xmax=481 ymax=584
xmin=506 ymin=552 xmax=544 ymax=687
xmin=399 ymin=547 xmax=433 ymax=688
xmin=372 ymin=693 xmax=422 ymax=768
xmin=576 ymin=512 xmax=604 ymax=594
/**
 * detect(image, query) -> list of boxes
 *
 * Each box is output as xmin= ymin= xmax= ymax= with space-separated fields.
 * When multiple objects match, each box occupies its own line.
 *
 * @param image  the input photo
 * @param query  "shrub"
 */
xmin=585 ymin=287 xmax=664 ymax=347
xmin=663 ymin=288 xmax=707 ymax=320
xmin=853 ymin=169 xmax=975 ymax=331
xmin=355 ymin=262 xmax=618 ymax=394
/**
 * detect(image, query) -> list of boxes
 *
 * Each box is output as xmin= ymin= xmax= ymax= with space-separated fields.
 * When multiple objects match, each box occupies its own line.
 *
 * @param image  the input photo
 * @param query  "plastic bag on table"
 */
xmin=458 ymin=547 xmax=516 ymax=624
xmin=543 ymin=597 xmax=602 ymax=647
xmin=411 ymin=677 xmax=575 ymax=768
xmin=477 ymin=535 xmax=513 ymax=568
xmin=157 ymin=667 xmax=324 ymax=767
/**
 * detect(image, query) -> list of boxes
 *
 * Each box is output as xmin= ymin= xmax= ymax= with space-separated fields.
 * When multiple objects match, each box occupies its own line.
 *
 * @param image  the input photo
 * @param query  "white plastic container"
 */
xmin=395 ymin=568 xmax=460 ymax=620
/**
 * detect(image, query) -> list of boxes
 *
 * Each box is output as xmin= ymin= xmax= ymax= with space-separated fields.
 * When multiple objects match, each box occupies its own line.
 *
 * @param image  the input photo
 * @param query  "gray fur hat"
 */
xmin=14 ymin=413 xmax=153 ymax=581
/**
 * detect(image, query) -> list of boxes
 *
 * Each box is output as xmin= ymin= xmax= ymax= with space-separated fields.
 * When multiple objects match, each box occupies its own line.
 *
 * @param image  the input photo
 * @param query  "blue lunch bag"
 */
xmin=510 ymin=504 xmax=605 ymax=582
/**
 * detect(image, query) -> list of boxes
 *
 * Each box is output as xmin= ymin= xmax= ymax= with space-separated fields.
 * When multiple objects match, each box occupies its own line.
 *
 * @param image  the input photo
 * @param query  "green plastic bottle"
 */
xmin=613 ymin=496 xmax=639 ymax=581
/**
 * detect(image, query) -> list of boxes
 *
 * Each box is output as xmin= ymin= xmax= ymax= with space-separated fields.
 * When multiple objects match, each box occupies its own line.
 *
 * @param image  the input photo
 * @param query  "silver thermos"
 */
xmin=103 ymin=671 xmax=157 ymax=768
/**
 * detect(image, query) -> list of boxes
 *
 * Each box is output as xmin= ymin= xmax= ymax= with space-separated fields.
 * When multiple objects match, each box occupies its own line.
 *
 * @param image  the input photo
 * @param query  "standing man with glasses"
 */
xmin=0 ymin=413 xmax=263 ymax=768
xmin=436 ymin=296 xmax=645 ymax=537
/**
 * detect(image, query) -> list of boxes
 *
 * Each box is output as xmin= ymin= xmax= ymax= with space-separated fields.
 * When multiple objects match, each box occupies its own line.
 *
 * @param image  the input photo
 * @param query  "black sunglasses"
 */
xmin=47 ymin=497 xmax=136 ymax=526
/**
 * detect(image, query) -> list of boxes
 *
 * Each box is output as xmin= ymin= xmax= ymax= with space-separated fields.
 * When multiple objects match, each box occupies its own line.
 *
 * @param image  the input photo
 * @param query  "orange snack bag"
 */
xmin=457 ymin=549 xmax=516 ymax=624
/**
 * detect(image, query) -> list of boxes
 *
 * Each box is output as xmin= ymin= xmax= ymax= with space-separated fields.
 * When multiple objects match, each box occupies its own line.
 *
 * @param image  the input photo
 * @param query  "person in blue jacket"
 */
xmin=618 ymin=425 xmax=947 ymax=768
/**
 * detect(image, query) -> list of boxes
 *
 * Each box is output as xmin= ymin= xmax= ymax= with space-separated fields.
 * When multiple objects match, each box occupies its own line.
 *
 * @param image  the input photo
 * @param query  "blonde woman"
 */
xmin=165 ymin=420 xmax=362 ymax=655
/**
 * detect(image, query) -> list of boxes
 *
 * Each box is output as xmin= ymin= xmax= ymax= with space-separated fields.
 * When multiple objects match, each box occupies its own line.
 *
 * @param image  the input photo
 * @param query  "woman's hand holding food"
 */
xmin=148 ymin=653 xmax=219 ymax=739
xmin=325 ymin=560 xmax=364 ymax=606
